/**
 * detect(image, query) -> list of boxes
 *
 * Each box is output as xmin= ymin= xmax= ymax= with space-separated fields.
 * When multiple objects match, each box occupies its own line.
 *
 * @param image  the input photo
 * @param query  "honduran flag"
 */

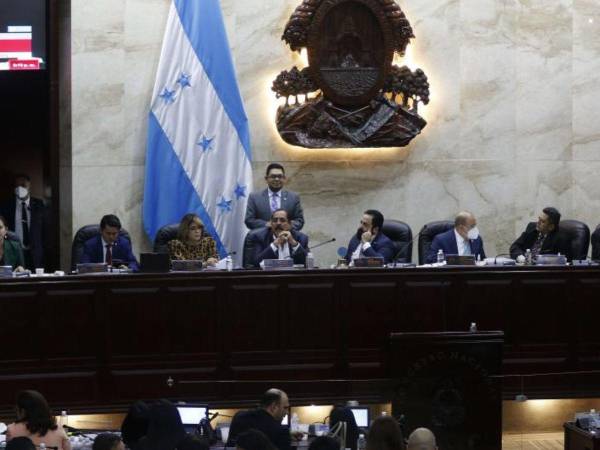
xmin=143 ymin=0 xmax=253 ymax=264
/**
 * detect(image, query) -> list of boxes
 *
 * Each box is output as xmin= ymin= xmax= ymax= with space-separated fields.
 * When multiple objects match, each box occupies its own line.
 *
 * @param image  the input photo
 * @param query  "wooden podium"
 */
xmin=389 ymin=331 xmax=504 ymax=450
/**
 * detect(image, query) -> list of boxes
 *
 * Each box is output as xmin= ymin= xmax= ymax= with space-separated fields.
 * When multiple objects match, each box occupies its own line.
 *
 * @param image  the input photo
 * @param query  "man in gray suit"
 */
xmin=245 ymin=163 xmax=305 ymax=231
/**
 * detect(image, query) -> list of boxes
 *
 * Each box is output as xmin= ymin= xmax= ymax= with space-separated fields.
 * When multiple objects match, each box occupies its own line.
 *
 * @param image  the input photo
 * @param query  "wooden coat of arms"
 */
xmin=272 ymin=0 xmax=429 ymax=148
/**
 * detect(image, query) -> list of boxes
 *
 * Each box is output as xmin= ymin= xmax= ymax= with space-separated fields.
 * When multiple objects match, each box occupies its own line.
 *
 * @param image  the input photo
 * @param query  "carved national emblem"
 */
xmin=273 ymin=0 xmax=430 ymax=148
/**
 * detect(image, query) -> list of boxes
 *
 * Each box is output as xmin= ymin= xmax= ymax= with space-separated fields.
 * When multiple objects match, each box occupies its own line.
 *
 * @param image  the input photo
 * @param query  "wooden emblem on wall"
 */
xmin=273 ymin=0 xmax=430 ymax=148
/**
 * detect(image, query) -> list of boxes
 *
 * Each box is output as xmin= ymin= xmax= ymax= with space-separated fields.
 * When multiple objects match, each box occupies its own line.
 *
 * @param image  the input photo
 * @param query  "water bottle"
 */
xmin=225 ymin=255 xmax=233 ymax=272
xmin=525 ymin=249 xmax=532 ymax=265
xmin=306 ymin=252 xmax=315 ymax=269
xmin=357 ymin=433 xmax=367 ymax=450
xmin=59 ymin=410 xmax=68 ymax=429
xmin=436 ymin=249 xmax=445 ymax=264
xmin=290 ymin=412 xmax=300 ymax=432
xmin=469 ymin=322 xmax=477 ymax=332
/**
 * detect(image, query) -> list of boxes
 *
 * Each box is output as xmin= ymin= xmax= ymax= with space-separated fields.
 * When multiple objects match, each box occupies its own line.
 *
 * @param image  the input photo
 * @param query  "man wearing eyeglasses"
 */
xmin=245 ymin=163 xmax=305 ymax=231
xmin=248 ymin=209 xmax=309 ymax=268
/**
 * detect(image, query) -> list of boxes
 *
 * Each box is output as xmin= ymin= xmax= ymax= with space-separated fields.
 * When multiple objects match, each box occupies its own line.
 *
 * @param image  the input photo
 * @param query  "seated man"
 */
xmin=407 ymin=428 xmax=438 ymax=450
xmin=510 ymin=207 xmax=568 ymax=260
xmin=245 ymin=163 xmax=305 ymax=231
xmin=426 ymin=211 xmax=486 ymax=263
xmin=226 ymin=388 xmax=291 ymax=450
xmin=80 ymin=214 xmax=139 ymax=271
xmin=249 ymin=209 xmax=309 ymax=267
xmin=345 ymin=209 xmax=396 ymax=265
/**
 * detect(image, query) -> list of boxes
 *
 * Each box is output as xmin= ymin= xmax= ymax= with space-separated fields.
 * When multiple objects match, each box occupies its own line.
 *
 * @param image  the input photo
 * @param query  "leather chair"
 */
xmin=153 ymin=223 xmax=179 ymax=253
xmin=592 ymin=224 xmax=600 ymax=260
xmin=243 ymin=228 xmax=269 ymax=269
xmin=71 ymin=224 xmax=131 ymax=270
xmin=381 ymin=220 xmax=413 ymax=263
xmin=558 ymin=220 xmax=590 ymax=260
xmin=418 ymin=220 xmax=454 ymax=265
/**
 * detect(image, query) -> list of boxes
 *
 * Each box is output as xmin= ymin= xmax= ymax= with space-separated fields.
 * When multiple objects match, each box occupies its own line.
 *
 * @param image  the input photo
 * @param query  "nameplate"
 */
xmin=354 ymin=257 xmax=384 ymax=268
xmin=262 ymin=259 xmax=294 ymax=270
xmin=536 ymin=254 xmax=567 ymax=266
xmin=171 ymin=260 xmax=204 ymax=271
xmin=445 ymin=255 xmax=476 ymax=266
xmin=77 ymin=263 xmax=108 ymax=274
xmin=0 ymin=266 xmax=13 ymax=277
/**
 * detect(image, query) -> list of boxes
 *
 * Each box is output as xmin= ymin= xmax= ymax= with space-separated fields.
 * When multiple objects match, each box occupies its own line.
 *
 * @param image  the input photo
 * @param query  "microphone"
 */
xmin=491 ymin=253 xmax=516 ymax=266
xmin=390 ymin=225 xmax=427 ymax=266
xmin=309 ymin=237 xmax=336 ymax=251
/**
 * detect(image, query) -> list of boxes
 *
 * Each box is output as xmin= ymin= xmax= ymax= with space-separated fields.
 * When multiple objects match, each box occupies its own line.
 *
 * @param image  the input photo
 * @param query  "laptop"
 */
xmin=140 ymin=253 xmax=171 ymax=273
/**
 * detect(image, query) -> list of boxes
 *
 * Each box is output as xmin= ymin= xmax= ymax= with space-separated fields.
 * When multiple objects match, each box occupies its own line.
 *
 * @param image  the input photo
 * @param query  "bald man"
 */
xmin=407 ymin=428 xmax=438 ymax=450
xmin=425 ymin=211 xmax=486 ymax=263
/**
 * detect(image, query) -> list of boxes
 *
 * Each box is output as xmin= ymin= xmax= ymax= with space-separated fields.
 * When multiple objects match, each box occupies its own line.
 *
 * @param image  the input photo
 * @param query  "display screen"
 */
xmin=177 ymin=406 xmax=208 ymax=425
xmin=350 ymin=407 xmax=370 ymax=427
xmin=0 ymin=0 xmax=46 ymax=71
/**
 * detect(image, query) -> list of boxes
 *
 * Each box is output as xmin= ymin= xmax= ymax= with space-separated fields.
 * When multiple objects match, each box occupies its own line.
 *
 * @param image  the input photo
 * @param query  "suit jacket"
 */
xmin=80 ymin=235 xmax=139 ymax=271
xmin=1 ymin=238 xmax=24 ymax=269
xmin=0 ymin=196 xmax=47 ymax=268
xmin=345 ymin=232 xmax=396 ymax=264
xmin=426 ymin=228 xmax=486 ymax=263
xmin=226 ymin=408 xmax=291 ymax=450
xmin=245 ymin=189 xmax=305 ymax=231
xmin=510 ymin=223 xmax=569 ymax=260
xmin=248 ymin=227 xmax=309 ymax=268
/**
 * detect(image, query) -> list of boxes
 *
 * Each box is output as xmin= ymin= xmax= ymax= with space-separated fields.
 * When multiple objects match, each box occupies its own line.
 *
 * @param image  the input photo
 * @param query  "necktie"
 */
xmin=105 ymin=244 xmax=113 ymax=265
xmin=270 ymin=192 xmax=279 ymax=212
xmin=21 ymin=201 xmax=30 ymax=247
xmin=531 ymin=233 xmax=545 ymax=258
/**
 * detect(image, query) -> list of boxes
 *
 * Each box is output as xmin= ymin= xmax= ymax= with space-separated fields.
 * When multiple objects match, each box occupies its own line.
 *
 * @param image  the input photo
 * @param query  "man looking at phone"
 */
xmin=344 ymin=209 xmax=395 ymax=265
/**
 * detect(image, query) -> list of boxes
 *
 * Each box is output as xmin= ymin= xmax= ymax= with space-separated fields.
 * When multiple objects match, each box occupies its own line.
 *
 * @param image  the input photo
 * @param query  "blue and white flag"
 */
xmin=143 ymin=0 xmax=252 ymax=263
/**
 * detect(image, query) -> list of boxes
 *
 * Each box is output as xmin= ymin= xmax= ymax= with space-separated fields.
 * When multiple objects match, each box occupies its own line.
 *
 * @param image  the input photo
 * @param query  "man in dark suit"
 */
xmin=245 ymin=163 xmax=305 ymax=231
xmin=248 ymin=209 xmax=309 ymax=267
xmin=80 ymin=214 xmax=139 ymax=271
xmin=226 ymin=388 xmax=291 ymax=450
xmin=426 ymin=211 xmax=486 ymax=263
xmin=0 ymin=174 xmax=48 ymax=270
xmin=345 ymin=209 xmax=396 ymax=264
xmin=510 ymin=207 xmax=569 ymax=261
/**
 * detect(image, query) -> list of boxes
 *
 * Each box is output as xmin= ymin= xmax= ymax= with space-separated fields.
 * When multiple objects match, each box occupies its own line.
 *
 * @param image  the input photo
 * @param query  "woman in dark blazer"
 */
xmin=0 ymin=215 xmax=25 ymax=271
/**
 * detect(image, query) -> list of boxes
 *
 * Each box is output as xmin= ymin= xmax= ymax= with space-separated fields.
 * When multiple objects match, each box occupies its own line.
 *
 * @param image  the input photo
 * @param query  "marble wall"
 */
xmin=66 ymin=0 xmax=600 ymax=268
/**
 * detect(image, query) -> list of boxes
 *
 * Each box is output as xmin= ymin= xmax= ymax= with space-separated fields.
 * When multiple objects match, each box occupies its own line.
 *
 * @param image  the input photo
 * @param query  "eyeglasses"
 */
xmin=267 ymin=174 xmax=285 ymax=180
xmin=272 ymin=218 xmax=288 ymax=223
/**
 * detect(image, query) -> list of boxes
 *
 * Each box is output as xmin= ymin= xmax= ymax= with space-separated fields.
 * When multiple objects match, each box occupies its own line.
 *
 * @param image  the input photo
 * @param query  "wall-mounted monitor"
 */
xmin=177 ymin=405 xmax=208 ymax=426
xmin=350 ymin=407 xmax=370 ymax=428
xmin=0 ymin=0 xmax=46 ymax=71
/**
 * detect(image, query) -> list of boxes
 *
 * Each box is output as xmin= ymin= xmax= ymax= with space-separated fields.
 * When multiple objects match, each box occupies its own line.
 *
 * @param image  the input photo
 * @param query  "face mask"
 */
xmin=467 ymin=226 xmax=479 ymax=240
xmin=15 ymin=186 xmax=29 ymax=199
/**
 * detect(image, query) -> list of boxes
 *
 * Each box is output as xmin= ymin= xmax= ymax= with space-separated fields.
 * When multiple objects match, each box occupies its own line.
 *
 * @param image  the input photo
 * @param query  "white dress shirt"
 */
xmin=268 ymin=189 xmax=281 ymax=210
xmin=454 ymin=228 xmax=471 ymax=256
xmin=101 ymin=237 xmax=112 ymax=263
xmin=14 ymin=197 xmax=31 ymax=248
xmin=270 ymin=234 xmax=300 ymax=259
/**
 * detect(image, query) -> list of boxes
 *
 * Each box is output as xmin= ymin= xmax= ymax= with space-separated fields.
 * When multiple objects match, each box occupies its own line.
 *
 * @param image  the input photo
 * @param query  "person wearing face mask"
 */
xmin=248 ymin=209 xmax=309 ymax=268
xmin=344 ymin=209 xmax=396 ymax=265
xmin=0 ymin=174 xmax=48 ymax=270
xmin=425 ymin=211 xmax=486 ymax=263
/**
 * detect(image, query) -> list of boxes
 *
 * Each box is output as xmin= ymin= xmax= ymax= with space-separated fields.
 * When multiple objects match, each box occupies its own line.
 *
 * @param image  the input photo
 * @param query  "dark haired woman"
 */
xmin=0 ymin=215 xmax=25 ymax=271
xmin=168 ymin=213 xmax=218 ymax=266
xmin=6 ymin=390 xmax=71 ymax=450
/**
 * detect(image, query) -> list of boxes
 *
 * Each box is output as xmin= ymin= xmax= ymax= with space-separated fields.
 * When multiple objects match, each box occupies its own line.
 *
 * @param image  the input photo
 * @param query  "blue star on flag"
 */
xmin=198 ymin=135 xmax=214 ymax=153
xmin=159 ymin=87 xmax=176 ymax=103
xmin=217 ymin=196 xmax=233 ymax=213
xmin=234 ymin=183 xmax=247 ymax=199
xmin=177 ymin=73 xmax=192 ymax=88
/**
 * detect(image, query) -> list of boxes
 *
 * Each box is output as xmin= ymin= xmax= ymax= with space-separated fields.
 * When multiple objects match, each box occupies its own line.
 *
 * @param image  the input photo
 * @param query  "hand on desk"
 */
xmin=206 ymin=258 xmax=218 ymax=267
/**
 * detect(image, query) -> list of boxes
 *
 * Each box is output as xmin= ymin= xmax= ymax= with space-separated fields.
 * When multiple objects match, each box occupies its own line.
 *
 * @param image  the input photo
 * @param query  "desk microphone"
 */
xmin=391 ymin=225 xmax=427 ymax=266
xmin=309 ymin=237 xmax=336 ymax=250
xmin=491 ymin=253 xmax=516 ymax=266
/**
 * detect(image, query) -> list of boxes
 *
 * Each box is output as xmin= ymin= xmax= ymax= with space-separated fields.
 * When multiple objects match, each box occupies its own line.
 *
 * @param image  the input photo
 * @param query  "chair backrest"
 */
xmin=153 ymin=223 xmax=180 ymax=253
xmin=71 ymin=224 xmax=131 ymax=270
xmin=558 ymin=220 xmax=590 ymax=260
xmin=242 ymin=228 xmax=264 ymax=269
xmin=418 ymin=220 xmax=454 ymax=265
xmin=592 ymin=224 xmax=600 ymax=260
xmin=380 ymin=220 xmax=413 ymax=263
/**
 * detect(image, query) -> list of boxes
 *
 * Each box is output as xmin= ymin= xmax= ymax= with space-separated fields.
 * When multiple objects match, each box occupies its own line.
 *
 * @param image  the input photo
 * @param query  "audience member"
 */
xmin=426 ymin=211 xmax=486 ymax=263
xmin=136 ymin=399 xmax=186 ymax=450
xmin=510 ymin=207 xmax=568 ymax=260
xmin=6 ymin=437 xmax=36 ymax=450
xmin=92 ymin=433 xmax=125 ymax=450
xmin=0 ymin=215 xmax=25 ymax=271
xmin=235 ymin=429 xmax=277 ymax=450
xmin=406 ymin=428 xmax=437 ymax=450
xmin=0 ymin=174 xmax=48 ymax=270
xmin=177 ymin=435 xmax=209 ymax=450
xmin=121 ymin=401 xmax=150 ymax=450
xmin=6 ymin=390 xmax=71 ymax=450
xmin=80 ymin=214 xmax=139 ymax=271
xmin=168 ymin=213 xmax=218 ymax=266
xmin=345 ymin=209 xmax=396 ymax=264
xmin=227 ymin=388 xmax=291 ymax=450
xmin=329 ymin=406 xmax=359 ymax=450
xmin=245 ymin=163 xmax=305 ymax=231
xmin=308 ymin=436 xmax=340 ymax=450
xmin=248 ymin=209 xmax=309 ymax=267
xmin=366 ymin=416 xmax=405 ymax=450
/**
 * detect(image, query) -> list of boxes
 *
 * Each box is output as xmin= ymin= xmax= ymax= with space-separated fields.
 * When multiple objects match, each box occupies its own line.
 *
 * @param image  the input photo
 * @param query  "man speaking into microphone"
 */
xmin=249 ymin=209 xmax=309 ymax=268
